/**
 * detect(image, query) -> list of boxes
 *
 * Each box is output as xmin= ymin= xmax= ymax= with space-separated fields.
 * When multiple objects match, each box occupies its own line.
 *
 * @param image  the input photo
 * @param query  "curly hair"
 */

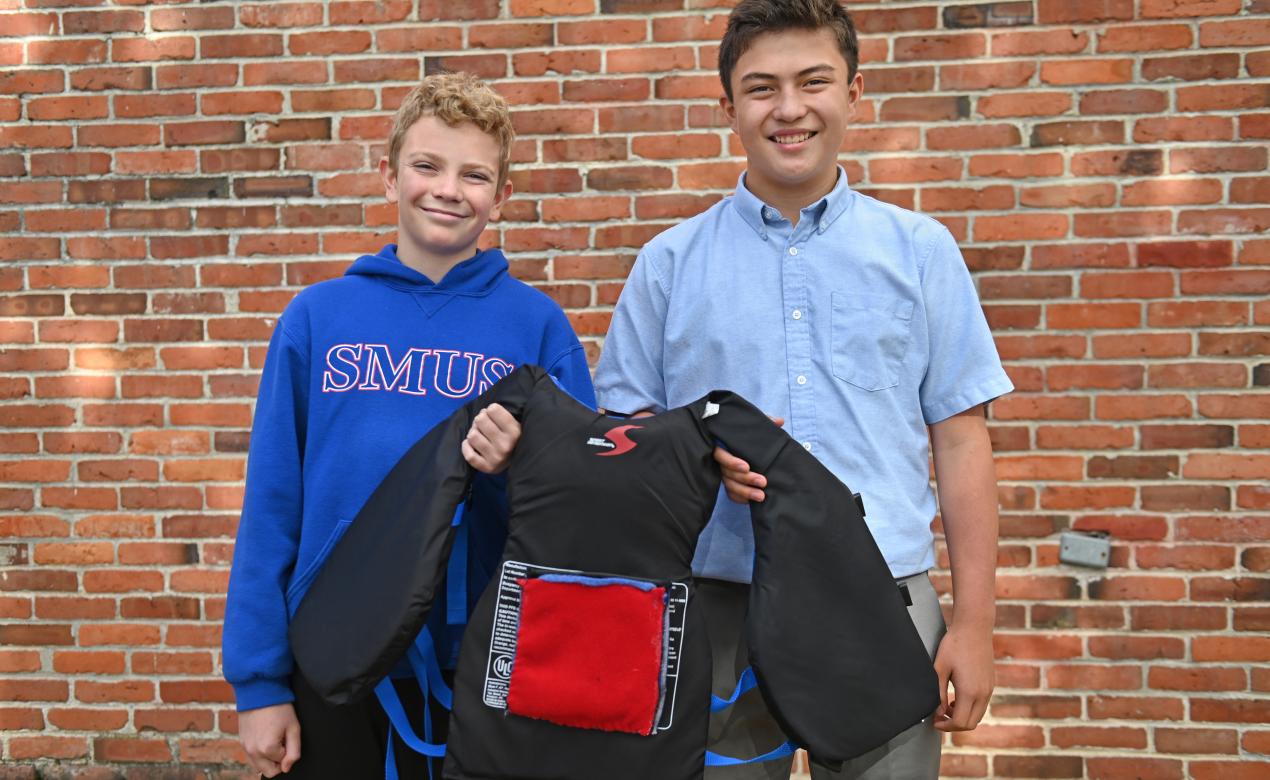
xmin=719 ymin=0 xmax=859 ymax=102
xmin=386 ymin=71 xmax=515 ymax=187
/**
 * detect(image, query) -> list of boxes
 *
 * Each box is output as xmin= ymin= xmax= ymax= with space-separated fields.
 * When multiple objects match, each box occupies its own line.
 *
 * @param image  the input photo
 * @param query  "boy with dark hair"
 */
xmin=594 ymin=1 xmax=1012 ymax=777
xmin=223 ymin=71 xmax=595 ymax=778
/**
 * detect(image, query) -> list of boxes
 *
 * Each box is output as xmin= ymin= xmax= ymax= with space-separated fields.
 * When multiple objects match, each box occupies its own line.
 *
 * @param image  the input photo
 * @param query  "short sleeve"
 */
xmin=593 ymin=248 xmax=670 ymax=415
xmin=917 ymin=228 xmax=1014 ymax=424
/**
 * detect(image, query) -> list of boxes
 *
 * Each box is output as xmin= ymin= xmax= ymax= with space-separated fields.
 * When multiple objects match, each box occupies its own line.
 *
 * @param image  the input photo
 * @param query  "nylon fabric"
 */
xmin=291 ymin=366 xmax=939 ymax=778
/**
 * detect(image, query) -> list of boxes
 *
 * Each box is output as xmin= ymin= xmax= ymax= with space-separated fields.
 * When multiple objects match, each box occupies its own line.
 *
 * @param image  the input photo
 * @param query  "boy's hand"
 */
xmin=239 ymin=702 xmax=301 ymax=776
xmin=713 ymin=416 xmax=783 ymax=503
xmin=462 ymin=403 xmax=521 ymax=474
xmin=932 ymin=624 xmax=994 ymax=732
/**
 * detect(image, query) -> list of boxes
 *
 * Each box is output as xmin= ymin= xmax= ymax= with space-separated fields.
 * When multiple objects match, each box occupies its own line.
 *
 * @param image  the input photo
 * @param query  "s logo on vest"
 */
xmin=586 ymin=425 xmax=642 ymax=457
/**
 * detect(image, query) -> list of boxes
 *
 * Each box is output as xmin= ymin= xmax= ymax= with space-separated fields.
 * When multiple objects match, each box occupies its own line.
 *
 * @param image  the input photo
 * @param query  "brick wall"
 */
xmin=1 ymin=0 xmax=1267 ymax=777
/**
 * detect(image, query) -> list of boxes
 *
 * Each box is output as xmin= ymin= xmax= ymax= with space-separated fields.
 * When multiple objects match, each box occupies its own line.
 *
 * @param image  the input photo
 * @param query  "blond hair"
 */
xmin=386 ymin=72 xmax=515 ymax=187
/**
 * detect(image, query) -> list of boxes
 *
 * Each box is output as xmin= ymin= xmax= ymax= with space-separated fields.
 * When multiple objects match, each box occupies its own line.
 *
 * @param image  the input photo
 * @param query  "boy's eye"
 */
xmin=413 ymin=162 xmax=436 ymax=172
xmin=466 ymin=172 xmax=491 ymax=182
xmin=747 ymin=84 xmax=773 ymax=95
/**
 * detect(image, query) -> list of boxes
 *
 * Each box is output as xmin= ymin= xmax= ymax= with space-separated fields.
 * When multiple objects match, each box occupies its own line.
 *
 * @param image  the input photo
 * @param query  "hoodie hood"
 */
xmin=345 ymin=244 xmax=508 ymax=296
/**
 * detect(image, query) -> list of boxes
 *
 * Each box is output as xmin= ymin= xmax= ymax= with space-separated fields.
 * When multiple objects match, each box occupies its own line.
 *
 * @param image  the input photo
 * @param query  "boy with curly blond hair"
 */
xmin=223 ymin=72 xmax=595 ymax=778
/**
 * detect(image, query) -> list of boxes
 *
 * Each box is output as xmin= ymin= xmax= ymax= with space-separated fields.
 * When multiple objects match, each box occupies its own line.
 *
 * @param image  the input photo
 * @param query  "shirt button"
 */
xmin=802 ymin=441 xmax=812 ymax=451
xmin=791 ymin=309 xmax=802 ymax=320
xmin=796 ymin=375 xmax=807 ymax=385
xmin=763 ymin=208 xmax=775 ymax=219
xmin=788 ymin=247 xmax=798 ymax=256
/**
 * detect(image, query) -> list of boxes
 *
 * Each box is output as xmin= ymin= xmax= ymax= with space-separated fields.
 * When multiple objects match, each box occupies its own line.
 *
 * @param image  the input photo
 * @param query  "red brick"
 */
xmin=202 ymin=90 xmax=284 ymax=116
xmin=47 ymin=707 xmax=128 ymax=731
xmin=1132 ymin=605 xmax=1227 ymax=631
xmin=82 ymin=570 xmax=163 ymax=594
xmin=1099 ymin=23 xmax=1193 ymax=51
xmin=1135 ymin=116 xmax=1233 ymax=143
xmin=878 ymin=95 xmax=967 ymax=123
xmin=1141 ymin=0 xmax=1242 ymax=18
xmin=1033 ymin=425 xmax=1132 ymax=451
xmin=1078 ymin=210 xmax=1176 ymax=241
xmin=53 ymin=651 xmax=125 ymax=676
xmin=1144 ymin=53 xmax=1240 ymax=83
xmin=1200 ymin=18 xmax=1270 ymax=46
xmin=1046 ymin=365 xmax=1148 ymax=391
xmin=1087 ymin=757 xmax=1183 ymax=780
xmin=541 ymin=196 xmax=630 ymax=223
xmin=8 ymin=736 xmax=88 ymax=761
xmin=133 ymin=707 xmax=215 ymax=732
xmin=160 ymin=679 xmax=235 ymax=704
xmin=1081 ymin=88 xmax=1170 ymax=116
xmin=1019 ymin=184 xmax=1116 ymax=211
xmin=1193 ymin=636 xmax=1270 ymax=662
xmin=893 ymin=33 xmax=985 ymax=61
xmin=93 ymin=737 xmax=171 ymax=762
xmin=1173 ymin=146 xmax=1267 ymax=174
xmin=1087 ymin=696 xmax=1183 ymax=721
xmin=1052 ymin=726 xmax=1148 ymax=749
xmin=1072 ymin=149 xmax=1163 ymax=178
xmin=1193 ymin=80 xmax=1270 ymax=111
xmin=1192 ymin=763 xmax=1270 ymax=780
xmin=1193 ymin=698 xmax=1270 ymax=723
xmin=992 ymin=754 xmax=1083 ymax=778
xmin=1038 ymin=0 xmax=1133 ymax=23
xmin=988 ymin=30 xmax=1082 ymax=59
xmin=1042 ymin=58 xmax=1134 ymax=85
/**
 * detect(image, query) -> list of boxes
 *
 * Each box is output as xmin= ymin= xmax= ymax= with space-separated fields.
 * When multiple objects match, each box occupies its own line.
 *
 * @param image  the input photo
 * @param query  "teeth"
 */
xmin=774 ymin=132 xmax=812 ymax=144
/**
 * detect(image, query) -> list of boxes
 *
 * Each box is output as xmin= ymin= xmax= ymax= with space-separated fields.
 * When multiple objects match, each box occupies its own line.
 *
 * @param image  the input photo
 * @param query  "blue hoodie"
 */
xmin=223 ymin=245 xmax=596 ymax=712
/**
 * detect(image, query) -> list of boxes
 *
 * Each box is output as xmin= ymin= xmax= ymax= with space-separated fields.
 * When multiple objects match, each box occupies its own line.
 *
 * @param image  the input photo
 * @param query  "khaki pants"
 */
xmin=700 ymin=573 xmax=946 ymax=780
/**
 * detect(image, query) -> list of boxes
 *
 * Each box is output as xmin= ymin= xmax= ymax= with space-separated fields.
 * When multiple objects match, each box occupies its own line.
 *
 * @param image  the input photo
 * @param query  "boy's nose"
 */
xmin=433 ymin=175 xmax=462 ymax=200
xmin=773 ymin=89 xmax=807 ymax=121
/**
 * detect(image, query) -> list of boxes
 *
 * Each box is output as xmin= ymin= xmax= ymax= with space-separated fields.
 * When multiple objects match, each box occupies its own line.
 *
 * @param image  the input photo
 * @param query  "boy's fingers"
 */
xmin=461 ymin=438 xmax=487 ymax=470
xmin=483 ymin=403 xmax=518 ymax=431
xmin=721 ymin=468 xmax=765 ymax=488
xmin=712 ymin=446 xmax=748 ymax=472
xmin=473 ymin=407 xmax=520 ymax=450
xmin=250 ymin=753 xmax=281 ymax=778
xmin=280 ymin=721 xmax=301 ymax=772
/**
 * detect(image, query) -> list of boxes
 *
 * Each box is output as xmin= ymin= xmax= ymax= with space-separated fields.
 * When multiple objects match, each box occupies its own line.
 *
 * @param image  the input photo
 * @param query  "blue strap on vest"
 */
xmin=705 ymin=740 xmax=798 ymax=767
xmin=380 ymin=503 xmax=469 ymax=778
xmin=704 ymin=666 xmax=799 ymax=767
xmin=446 ymin=503 xmax=468 ymax=627
xmin=710 ymin=666 xmax=758 ymax=712
xmin=375 ymin=629 xmax=451 ymax=779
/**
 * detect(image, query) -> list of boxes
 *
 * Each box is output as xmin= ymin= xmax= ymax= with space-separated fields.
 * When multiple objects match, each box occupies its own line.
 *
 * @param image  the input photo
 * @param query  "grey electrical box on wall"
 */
xmin=1059 ymin=530 xmax=1111 ymax=569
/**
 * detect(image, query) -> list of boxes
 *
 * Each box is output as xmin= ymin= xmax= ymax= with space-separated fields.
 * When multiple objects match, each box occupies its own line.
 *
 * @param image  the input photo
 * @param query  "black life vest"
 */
xmin=289 ymin=365 xmax=938 ymax=779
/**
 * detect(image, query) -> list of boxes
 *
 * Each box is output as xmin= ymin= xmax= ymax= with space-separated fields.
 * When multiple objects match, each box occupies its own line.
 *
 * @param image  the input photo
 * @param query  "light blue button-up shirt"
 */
xmin=595 ymin=169 xmax=1013 ymax=582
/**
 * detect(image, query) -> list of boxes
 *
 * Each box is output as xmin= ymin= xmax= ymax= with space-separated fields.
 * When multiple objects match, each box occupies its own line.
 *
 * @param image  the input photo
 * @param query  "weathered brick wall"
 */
xmin=1 ymin=0 xmax=1267 ymax=777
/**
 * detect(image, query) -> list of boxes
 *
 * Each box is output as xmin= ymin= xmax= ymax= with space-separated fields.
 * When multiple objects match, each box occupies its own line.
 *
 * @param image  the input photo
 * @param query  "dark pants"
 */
xmin=285 ymin=672 xmax=446 ymax=779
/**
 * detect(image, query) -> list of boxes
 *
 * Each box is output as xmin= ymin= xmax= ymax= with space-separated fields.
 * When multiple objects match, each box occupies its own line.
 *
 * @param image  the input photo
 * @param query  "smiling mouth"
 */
xmin=423 ymin=207 xmax=465 ymax=218
xmin=771 ymin=131 xmax=815 ymax=145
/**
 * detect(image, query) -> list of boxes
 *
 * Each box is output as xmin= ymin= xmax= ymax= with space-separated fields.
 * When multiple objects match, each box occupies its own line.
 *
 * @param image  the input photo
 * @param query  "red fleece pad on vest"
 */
xmin=507 ymin=577 xmax=666 ymax=735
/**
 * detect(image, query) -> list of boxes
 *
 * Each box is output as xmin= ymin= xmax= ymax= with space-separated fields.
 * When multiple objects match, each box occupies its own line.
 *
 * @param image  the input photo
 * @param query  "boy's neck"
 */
xmin=397 ymin=241 xmax=478 ymax=284
xmin=746 ymin=167 xmax=840 ymax=228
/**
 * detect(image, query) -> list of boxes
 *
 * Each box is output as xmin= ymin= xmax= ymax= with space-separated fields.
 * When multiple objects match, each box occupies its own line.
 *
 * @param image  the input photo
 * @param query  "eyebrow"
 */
xmin=740 ymin=64 xmax=836 ymax=83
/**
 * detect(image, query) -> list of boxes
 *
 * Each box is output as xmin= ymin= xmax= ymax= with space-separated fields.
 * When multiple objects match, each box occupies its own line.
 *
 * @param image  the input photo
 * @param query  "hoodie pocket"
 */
xmin=286 ymin=519 xmax=352 ymax=611
xmin=831 ymin=292 xmax=914 ymax=391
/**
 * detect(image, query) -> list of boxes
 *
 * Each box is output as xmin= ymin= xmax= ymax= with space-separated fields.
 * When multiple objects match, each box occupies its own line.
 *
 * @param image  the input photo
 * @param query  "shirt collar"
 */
xmin=729 ymin=165 xmax=854 ymax=239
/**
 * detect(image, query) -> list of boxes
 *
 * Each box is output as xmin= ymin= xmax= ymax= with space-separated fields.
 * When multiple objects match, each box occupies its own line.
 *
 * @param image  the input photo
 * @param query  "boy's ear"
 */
xmin=719 ymin=94 xmax=738 ymax=134
xmin=847 ymin=71 xmax=864 ymax=117
xmin=379 ymin=156 xmax=399 ymax=203
xmin=489 ymin=180 xmax=513 ymax=222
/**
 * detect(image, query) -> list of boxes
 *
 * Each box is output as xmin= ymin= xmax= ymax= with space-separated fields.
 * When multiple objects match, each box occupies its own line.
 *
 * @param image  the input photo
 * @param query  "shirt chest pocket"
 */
xmin=830 ymin=292 xmax=915 ymax=391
